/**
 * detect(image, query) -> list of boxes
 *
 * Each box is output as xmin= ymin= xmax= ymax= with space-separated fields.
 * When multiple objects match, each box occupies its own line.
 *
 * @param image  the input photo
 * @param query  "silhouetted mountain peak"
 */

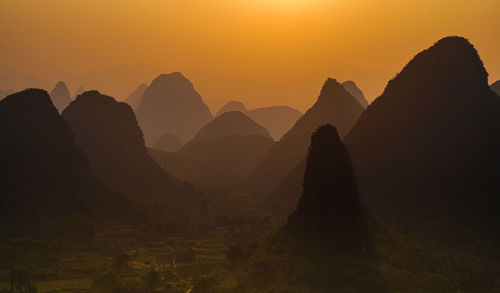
xmin=0 ymin=89 xmax=98 ymax=234
xmin=63 ymin=90 xmax=180 ymax=197
xmin=49 ymin=81 xmax=71 ymax=112
xmin=383 ymin=36 xmax=489 ymax=100
xmin=317 ymin=78 xmax=344 ymax=101
xmin=194 ymin=111 xmax=271 ymax=142
xmin=136 ymin=72 xmax=213 ymax=144
xmin=342 ymin=80 xmax=368 ymax=108
xmin=284 ymin=124 xmax=369 ymax=252
xmin=151 ymin=72 xmax=194 ymax=90
xmin=343 ymin=36 xmax=500 ymax=240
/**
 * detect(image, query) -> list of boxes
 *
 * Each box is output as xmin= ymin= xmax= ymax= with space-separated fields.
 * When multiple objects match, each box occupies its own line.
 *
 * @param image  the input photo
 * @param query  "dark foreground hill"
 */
xmin=62 ymin=91 xmax=203 ymax=219
xmin=263 ymin=37 xmax=500 ymax=245
xmin=49 ymin=81 xmax=71 ymax=112
xmin=344 ymin=37 xmax=500 ymax=242
xmin=136 ymin=72 xmax=213 ymax=144
xmin=284 ymin=125 xmax=371 ymax=253
xmin=242 ymin=78 xmax=364 ymax=200
xmin=235 ymin=125 xmax=384 ymax=293
xmin=216 ymin=101 xmax=302 ymax=140
xmin=0 ymin=89 xmax=100 ymax=238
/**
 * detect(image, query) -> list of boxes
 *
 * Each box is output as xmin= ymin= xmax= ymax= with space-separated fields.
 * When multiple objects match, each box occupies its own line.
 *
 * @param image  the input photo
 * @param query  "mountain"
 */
xmin=152 ymin=133 xmax=183 ymax=153
xmin=150 ymin=107 xmax=273 ymax=187
xmin=243 ymin=78 xmax=364 ymax=199
xmin=62 ymin=90 xmax=186 ymax=199
xmin=149 ymin=134 xmax=274 ymax=187
xmin=72 ymin=86 xmax=85 ymax=100
xmin=491 ymin=80 xmax=500 ymax=96
xmin=125 ymin=83 xmax=147 ymax=110
xmin=136 ymin=72 xmax=213 ymax=144
xmin=216 ymin=101 xmax=302 ymax=140
xmin=0 ymin=89 xmax=100 ymax=237
xmin=0 ymin=89 xmax=15 ymax=100
xmin=237 ymin=125 xmax=383 ymax=292
xmin=49 ymin=81 xmax=71 ymax=112
xmin=193 ymin=111 xmax=271 ymax=142
xmin=343 ymin=37 xmax=500 ymax=232
xmin=284 ymin=125 xmax=370 ymax=253
xmin=263 ymin=38 xmax=500 ymax=241
xmin=342 ymin=80 xmax=368 ymax=108
xmin=215 ymin=101 xmax=247 ymax=116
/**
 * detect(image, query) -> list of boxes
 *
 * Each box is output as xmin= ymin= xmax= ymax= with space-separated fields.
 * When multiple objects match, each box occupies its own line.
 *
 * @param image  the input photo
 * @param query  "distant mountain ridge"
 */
xmin=150 ymin=111 xmax=273 ymax=187
xmin=216 ymin=101 xmax=302 ymax=140
xmin=194 ymin=111 xmax=271 ymax=142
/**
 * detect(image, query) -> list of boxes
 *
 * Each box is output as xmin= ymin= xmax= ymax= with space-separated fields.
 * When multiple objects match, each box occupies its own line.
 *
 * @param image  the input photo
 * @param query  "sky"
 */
xmin=1 ymin=0 xmax=499 ymax=113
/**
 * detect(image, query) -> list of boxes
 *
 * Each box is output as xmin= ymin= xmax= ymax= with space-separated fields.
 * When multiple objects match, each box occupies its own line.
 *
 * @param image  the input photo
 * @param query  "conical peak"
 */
xmin=321 ymin=78 xmax=343 ymax=93
xmin=383 ymin=36 xmax=488 ymax=96
xmin=317 ymin=78 xmax=353 ymax=103
xmin=194 ymin=110 xmax=271 ymax=141
xmin=152 ymin=72 xmax=193 ymax=89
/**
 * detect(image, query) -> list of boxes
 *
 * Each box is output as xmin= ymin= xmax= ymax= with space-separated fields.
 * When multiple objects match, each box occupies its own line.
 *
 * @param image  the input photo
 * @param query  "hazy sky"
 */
xmin=1 ymin=0 xmax=499 ymax=113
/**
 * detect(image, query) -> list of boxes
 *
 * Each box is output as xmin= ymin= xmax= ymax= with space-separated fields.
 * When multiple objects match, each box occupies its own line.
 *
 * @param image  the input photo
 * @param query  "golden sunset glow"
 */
xmin=0 ymin=0 xmax=499 ymax=112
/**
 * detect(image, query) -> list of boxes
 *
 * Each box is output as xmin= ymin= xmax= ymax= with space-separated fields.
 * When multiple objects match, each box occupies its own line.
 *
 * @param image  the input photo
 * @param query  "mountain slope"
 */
xmin=62 ymin=91 xmax=185 ymax=198
xmin=342 ymin=80 xmax=368 ymax=108
xmin=149 ymin=134 xmax=274 ymax=187
xmin=342 ymin=37 xmax=500 ymax=241
xmin=125 ymin=83 xmax=147 ymax=110
xmin=216 ymin=101 xmax=302 ymax=140
xmin=193 ymin=111 xmax=271 ymax=142
xmin=136 ymin=72 xmax=213 ymax=144
xmin=0 ymin=89 xmax=100 ymax=237
xmin=243 ymin=78 xmax=364 ymax=199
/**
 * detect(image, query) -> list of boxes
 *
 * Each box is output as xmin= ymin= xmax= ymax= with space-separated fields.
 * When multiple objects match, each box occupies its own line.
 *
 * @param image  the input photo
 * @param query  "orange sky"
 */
xmin=1 ymin=0 xmax=499 ymax=113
